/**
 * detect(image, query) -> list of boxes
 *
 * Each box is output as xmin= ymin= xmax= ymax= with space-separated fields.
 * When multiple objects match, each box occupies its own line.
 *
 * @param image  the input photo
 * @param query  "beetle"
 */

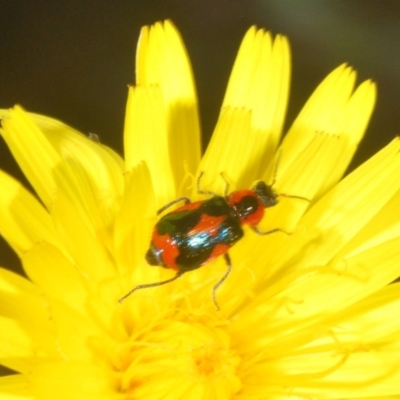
xmin=119 ymin=171 xmax=287 ymax=310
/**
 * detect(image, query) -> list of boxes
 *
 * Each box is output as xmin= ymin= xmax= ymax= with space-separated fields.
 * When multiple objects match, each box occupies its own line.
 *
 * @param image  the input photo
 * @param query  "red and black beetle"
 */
xmin=119 ymin=172 xmax=286 ymax=310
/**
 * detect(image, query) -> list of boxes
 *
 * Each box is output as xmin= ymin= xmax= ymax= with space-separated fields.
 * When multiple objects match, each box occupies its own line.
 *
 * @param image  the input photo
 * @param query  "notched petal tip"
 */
xmin=129 ymin=20 xmax=201 ymax=200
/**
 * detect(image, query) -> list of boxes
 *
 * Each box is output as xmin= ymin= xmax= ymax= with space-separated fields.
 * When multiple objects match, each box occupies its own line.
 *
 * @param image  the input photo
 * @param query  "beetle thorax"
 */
xmin=227 ymin=190 xmax=264 ymax=227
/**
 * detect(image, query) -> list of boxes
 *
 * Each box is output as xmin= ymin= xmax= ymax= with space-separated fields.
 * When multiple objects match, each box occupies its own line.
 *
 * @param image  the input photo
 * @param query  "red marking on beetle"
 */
xmin=188 ymin=214 xmax=227 ymax=237
xmin=152 ymin=233 xmax=180 ymax=271
xmin=208 ymin=243 xmax=230 ymax=262
xmin=173 ymin=200 xmax=203 ymax=213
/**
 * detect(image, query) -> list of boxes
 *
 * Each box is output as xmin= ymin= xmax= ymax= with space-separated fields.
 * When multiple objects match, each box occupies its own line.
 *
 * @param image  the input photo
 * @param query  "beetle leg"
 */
xmin=157 ymin=197 xmax=191 ymax=215
xmin=267 ymin=148 xmax=311 ymax=202
xmin=212 ymin=253 xmax=232 ymax=311
xmin=196 ymin=171 xmax=218 ymax=196
xmin=197 ymin=170 xmax=233 ymax=197
xmin=219 ymin=172 xmax=231 ymax=196
xmin=118 ymin=272 xmax=184 ymax=303
xmin=251 ymin=226 xmax=291 ymax=236
xmin=278 ymin=193 xmax=311 ymax=202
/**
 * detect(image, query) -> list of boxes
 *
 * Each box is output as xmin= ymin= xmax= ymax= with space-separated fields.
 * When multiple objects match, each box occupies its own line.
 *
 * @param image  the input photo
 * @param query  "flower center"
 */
xmin=115 ymin=316 xmax=242 ymax=398
xmin=194 ymin=347 xmax=218 ymax=376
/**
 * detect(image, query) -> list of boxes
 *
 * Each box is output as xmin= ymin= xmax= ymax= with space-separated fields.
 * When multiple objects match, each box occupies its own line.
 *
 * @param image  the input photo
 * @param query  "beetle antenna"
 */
xmin=270 ymin=148 xmax=282 ymax=188
xmin=197 ymin=171 xmax=219 ymax=197
xmin=270 ymin=149 xmax=310 ymax=203
xmin=212 ymin=253 xmax=232 ymax=311
xmin=118 ymin=272 xmax=184 ymax=303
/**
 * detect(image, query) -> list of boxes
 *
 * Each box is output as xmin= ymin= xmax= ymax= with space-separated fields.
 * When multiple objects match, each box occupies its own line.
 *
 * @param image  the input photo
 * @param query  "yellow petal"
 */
xmin=270 ymin=345 xmax=400 ymax=398
xmin=0 ymin=375 xmax=31 ymax=399
xmin=234 ymin=286 xmax=400 ymax=398
xmin=0 ymin=268 xmax=52 ymax=331
xmin=29 ymin=362 xmax=117 ymax=400
xmin=200 ymin=27 xmax=291 ymax=189
xmin=258 ymin=236 xmax=400 ymax=326
xmin=22 ymin=242 xmax=88 ymax=313
xmin=337 ymin=282 xmax=400 ymax=342
xmin=125 ymin=20 xmax=201 ymax=202
xmin=1 ymin=107 xmax=123 ymax=238
xmin=278 ymin=138 xmax=400 ymax=271
xmin=0 ymin=316 xmax=43 ymax=373
xmin=44 ymin=301 xmax=103 ymax=361
xmin=124 ymin=86 xmax=176 ymax=207
xmin=334 ymin=187 xmax=400 ymax=260
xmin=138 ymin=21 xmax=201 ymax=184
xmin=0 ymin=289 xmax=58 ymax=372
xmin=262 ymin=132 xmax=349 ymax=234
xmin=50 ymin=193 xmax=115 ymax=283
xmin=28 ymin=111 xmax=125 ymax=236
xmin=113 ymin=163 xmax=155 ymax=281
xmin=0 ymin=106 xmax=62 ymax=209
xmin=197 ymin=108 xmax=254 ymax=193
xmin=222 ymin=27 xmax=290 ymax=168
xmin=0 ymin=169 xmax=60 ymax=256
xmin=281 ymin=65 xmax=376 ymax=191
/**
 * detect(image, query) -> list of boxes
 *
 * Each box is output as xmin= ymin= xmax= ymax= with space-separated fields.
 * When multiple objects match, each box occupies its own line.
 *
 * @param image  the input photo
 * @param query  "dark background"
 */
xmin=1 ymin=1 xmax=400 ymax=290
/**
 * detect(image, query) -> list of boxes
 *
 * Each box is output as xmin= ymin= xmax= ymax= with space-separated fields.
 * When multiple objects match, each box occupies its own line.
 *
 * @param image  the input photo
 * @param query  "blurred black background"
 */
xmin=1 ymin=1 xmax=400 ymax=282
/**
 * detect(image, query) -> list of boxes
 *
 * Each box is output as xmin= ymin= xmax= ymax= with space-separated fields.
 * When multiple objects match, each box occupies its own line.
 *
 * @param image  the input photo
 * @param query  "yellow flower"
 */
xmin=1 ymin=19 xmax=400 ymax=399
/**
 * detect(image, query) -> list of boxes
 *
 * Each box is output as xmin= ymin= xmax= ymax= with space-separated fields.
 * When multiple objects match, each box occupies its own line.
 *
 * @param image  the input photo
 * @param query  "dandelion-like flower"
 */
xmin=1 ymin=20 xmax=400 ymax=399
